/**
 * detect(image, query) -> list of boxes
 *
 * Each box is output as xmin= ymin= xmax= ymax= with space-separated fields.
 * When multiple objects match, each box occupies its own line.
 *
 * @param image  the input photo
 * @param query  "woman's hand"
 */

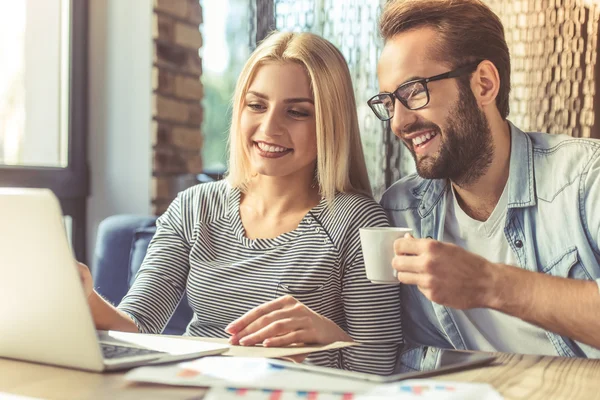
xmin=76 ymin=261 xmax=139 ymax=332
xmin=77 ymin=262 xmax=94 ymax=299
xmin=225 ymin=295 xmax=352 ymax=347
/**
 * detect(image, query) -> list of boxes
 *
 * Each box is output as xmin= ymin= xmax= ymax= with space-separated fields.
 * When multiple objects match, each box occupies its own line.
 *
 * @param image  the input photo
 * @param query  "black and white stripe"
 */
xmin=119 ymin=180 xmax=403 ymax=375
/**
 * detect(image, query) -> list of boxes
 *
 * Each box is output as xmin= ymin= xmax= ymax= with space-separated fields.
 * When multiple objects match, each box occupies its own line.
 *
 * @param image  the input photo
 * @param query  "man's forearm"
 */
xmin=487 ymin=263 xmax=600 ymax=350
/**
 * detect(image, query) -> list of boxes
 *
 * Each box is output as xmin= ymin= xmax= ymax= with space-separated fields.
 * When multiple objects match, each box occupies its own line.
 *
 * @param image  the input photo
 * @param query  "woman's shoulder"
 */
xmin=175 ymin=180 xmax=233 ymax=222
xmin=330 ymin=192 xmax=388 ymax=222
xmin=180 ymin=180 xmax=229 ymax=198
xmin=316 ymin=192 xmax=389 ymax=236
xmin=331 ymin=191 xmax=384 ymax=213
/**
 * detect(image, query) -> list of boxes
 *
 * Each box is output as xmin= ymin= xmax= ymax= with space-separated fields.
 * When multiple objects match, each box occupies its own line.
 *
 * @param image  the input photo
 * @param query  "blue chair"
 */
xmin=91 ymin=214 xmax=193 ymax=335
xmin=90 ymin=173 xmax=225 ymax=334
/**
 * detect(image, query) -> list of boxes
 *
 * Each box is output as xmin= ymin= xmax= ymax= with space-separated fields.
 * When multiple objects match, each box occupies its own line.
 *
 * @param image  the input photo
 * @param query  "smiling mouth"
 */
xmin=411 ymin=131 xmax=439 ymax=148
xmin=254 ymin=141 xmax=293 ymax=158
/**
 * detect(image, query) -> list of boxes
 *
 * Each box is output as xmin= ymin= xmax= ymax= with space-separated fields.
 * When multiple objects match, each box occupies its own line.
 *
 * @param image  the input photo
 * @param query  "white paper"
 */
xmin=125 ymin=356 xmax=376 ymax=392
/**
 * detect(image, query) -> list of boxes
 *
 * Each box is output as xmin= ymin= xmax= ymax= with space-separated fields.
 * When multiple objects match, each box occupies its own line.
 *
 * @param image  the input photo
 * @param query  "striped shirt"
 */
xmin=118 ymin=180 xmax=403 ymax=374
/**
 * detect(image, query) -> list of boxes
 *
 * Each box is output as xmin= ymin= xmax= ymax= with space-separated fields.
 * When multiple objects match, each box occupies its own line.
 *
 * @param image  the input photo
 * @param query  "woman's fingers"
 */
xmin=76 ymin=262 xmax=93 ymax=298
xmin=238 ymin=317 xmax=309 ymax=346
xmin=227 ymin=296 xmax=336 ymax=347
xmin=229 ymin=306 xmax=300 ymax=344
xmin=226 ymin=295 xmax=297 ymax=335
xmin=263 ymin=330 xmax=311 ymax=347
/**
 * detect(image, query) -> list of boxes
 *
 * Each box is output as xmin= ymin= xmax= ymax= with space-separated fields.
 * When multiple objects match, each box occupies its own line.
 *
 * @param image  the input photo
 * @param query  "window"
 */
xmin=201 ymin=0 xmax=408 ymax=194
xmin=0 ymin=0 xmax=70 ymax=167
xmin=0 ymin=0 xmax=89 ymax=260
xmin=274 ymin=0 xmax=398 ymax=197
xmin=200 ymin=0 xmax=251 ymax=172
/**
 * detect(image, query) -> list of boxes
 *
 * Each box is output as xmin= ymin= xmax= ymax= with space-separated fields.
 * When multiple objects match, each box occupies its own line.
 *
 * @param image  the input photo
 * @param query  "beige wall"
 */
xmin=87 ymin=0 xmax=153 ymax=263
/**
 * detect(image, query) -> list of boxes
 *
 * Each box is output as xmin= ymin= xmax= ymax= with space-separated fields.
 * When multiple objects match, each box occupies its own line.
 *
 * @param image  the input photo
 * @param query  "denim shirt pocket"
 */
xmin=542 ymin=247 xmax=592 ymax=281
xmin=397 ymin=345 xmax=424 ymax=373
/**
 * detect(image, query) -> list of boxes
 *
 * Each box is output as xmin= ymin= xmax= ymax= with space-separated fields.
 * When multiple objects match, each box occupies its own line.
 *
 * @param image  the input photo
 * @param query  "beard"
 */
xmin=403 ymin=83 xmax=495 ymax=187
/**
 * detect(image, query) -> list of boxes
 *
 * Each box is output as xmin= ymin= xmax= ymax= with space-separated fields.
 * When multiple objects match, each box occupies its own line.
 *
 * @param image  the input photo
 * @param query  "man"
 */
xmin=369 ymin=0 xmax=600 ymax=366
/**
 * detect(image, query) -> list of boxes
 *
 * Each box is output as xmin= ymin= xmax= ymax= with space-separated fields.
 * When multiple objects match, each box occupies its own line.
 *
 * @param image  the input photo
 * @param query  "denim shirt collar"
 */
xmin=506 ymin=121 xmax=537 ymax=208
xmin=415 ymin=120 xmax=536 ymax=215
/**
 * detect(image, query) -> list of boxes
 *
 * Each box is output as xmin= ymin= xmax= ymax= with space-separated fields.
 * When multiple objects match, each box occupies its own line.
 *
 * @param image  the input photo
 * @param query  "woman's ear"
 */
xmin=471 ymin=60 xmax=500 ymax=108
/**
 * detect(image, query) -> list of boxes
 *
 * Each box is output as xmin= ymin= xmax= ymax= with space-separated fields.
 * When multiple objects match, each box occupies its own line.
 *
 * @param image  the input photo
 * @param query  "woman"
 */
xmin=80 ymin=31 xmax=402 ymax=374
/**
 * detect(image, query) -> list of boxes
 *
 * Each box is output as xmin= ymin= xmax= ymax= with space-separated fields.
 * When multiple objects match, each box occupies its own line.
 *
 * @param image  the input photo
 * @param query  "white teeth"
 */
xmin=412 ymin=132 xmax=437 ymax=146
xmin=257 ymin=142 xmax=288 ymax=153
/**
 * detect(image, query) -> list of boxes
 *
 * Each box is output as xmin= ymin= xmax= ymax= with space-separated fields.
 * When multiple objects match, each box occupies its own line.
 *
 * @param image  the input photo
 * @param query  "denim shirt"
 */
xmin=382 ymin=122 xmax=600 ymax=370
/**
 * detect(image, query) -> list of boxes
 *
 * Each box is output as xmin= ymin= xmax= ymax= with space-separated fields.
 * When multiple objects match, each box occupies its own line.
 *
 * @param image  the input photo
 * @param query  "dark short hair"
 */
xmin=380 ymin=0 xmax=511 ymax=119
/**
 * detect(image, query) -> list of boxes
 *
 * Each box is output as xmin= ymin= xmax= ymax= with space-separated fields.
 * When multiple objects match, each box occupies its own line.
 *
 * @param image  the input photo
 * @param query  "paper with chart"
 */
xmin=126 ymin=357 xmax=503 ymax=399
xmin=203 ymin=380 xmax=503 ymax=399
xmin=125 ymin=356 xmax=376 ymax=392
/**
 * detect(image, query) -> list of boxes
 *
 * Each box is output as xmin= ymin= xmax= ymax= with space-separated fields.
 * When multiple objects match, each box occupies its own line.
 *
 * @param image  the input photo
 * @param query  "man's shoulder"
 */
xmin=527 ymin=131 xmax=600 ymax=177
xmin=518 ymin=130 xmax=600 ymax=202
xmin=380 ymin=173 xmax=426 ymax=211
xmin=528 ymin=131 xmax=600 ymax=158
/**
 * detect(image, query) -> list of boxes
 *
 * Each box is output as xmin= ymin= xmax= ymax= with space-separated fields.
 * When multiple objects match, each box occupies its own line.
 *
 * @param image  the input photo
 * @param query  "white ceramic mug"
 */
xmin=359 ymin=227 xmax=413 ymax=284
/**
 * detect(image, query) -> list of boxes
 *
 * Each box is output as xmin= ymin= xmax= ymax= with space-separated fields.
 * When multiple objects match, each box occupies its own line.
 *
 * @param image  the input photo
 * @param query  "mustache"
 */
xmin=401 ymin=121 xmax=441 ymax=137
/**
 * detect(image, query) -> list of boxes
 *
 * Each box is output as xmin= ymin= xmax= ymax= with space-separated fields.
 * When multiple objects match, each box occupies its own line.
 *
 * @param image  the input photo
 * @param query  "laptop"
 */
xmin=0 ymin=188 xmax=229 ymax=372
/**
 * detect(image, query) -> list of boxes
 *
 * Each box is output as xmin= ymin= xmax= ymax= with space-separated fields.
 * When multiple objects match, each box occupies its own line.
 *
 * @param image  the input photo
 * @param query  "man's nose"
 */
xmin=390 ymin=99 xmax=418 ymax=138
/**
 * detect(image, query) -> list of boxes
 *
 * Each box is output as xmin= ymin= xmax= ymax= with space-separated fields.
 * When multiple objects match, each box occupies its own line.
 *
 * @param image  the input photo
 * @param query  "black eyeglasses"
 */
xmin=367 ymin=62 xmax=481 ymax=121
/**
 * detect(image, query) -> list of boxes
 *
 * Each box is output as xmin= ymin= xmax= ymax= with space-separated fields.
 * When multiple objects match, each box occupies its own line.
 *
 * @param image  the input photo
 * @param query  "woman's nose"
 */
xmin=260 ymin=110 xmax=284 ymax=137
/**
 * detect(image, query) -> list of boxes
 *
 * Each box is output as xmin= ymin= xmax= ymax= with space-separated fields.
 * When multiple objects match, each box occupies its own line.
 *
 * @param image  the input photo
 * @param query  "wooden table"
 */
xmin=1 ymin=352 xmax=600 ymax=400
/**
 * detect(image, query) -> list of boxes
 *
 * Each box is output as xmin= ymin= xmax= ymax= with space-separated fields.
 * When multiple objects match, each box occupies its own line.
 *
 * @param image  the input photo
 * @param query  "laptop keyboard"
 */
xmin=101 ymin=343 xmax=165 ymax=360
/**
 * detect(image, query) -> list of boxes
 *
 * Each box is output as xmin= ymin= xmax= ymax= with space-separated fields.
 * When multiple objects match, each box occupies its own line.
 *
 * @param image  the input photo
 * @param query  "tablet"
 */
xmin=267 ymin=346 xmax=496 ymax=383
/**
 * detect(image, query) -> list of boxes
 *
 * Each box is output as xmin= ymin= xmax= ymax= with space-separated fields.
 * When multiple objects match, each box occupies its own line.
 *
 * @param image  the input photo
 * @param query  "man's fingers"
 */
xmin=393 ymin=235 xmax=432 ymax=256
xmin=395 ymin=271 xmax=423 ymax=286
xmin=391 ymin=254 xmax=425 ymax=273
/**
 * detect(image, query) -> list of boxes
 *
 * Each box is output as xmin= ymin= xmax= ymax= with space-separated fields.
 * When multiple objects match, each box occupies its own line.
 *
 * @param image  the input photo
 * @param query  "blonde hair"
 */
xmin=226 ymin=31 xmax=373 ymax=202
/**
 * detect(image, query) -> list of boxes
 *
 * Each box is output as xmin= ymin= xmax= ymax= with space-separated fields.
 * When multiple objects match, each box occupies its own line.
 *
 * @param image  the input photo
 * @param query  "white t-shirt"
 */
xmin=443 ymin=183 xmax=557 ymax=355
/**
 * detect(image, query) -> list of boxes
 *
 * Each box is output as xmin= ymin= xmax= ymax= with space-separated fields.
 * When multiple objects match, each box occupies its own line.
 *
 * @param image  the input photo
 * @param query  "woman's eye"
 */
xmin=289 ymin=109 xmax=310 ymax=118
xmin=247 ymin=103 xmax=265 ymax=111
